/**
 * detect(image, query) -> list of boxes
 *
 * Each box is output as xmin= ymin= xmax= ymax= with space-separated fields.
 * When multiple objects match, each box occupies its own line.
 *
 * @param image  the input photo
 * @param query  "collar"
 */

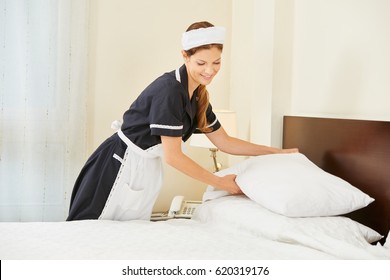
xmin=174 ymin=64 xmax=197 ymax=124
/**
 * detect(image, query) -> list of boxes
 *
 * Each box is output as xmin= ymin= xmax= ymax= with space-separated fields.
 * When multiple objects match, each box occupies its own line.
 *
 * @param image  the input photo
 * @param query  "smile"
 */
xmin=201 ymin=74 xmax=213 ymax=80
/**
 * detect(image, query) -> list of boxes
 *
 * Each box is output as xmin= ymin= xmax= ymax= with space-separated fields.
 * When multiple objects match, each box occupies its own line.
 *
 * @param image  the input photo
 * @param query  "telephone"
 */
xmin=167 ymin=195 xmax=202 ymax=219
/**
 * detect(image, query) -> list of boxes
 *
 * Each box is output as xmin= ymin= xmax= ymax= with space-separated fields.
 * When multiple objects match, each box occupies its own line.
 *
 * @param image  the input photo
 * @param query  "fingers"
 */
xmin=230 ymin=188 xmax=244 ymax=195
xmin=225 ymin=174 xmax=237 ymax=180
xmin=282 ymin=148 xmax=299 ymax=153
xmin=220 ymin=174 xmax=242 ymax=195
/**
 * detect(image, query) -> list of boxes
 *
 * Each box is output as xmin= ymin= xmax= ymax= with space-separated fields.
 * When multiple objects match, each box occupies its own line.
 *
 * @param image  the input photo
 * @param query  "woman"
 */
xmin=67 ymin=21 xmax=297 ymax=221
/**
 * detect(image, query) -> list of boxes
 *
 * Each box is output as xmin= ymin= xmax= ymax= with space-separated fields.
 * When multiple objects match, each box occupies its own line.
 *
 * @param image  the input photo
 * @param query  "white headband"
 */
xmin=181 ymin=26 xmax=226 ymax=51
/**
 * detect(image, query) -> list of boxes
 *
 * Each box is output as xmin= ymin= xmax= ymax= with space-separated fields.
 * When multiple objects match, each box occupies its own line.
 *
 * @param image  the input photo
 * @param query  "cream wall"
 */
xmin=290 ymin=0 xmax=390 ymax=122
xmin=88 ymin=0 xmax=232 ymax=211
xmin=230 ymin=0 xmax=293 ymax=148
xmin=230 ymin=0 xmax=278 ymax=149
xmin=230 ymin=0 xmax=390 ymax=150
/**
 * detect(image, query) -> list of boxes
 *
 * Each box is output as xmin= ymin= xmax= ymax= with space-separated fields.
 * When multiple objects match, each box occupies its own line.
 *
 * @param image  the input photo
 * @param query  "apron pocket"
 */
xmin=120 ymin=183 xmax=144 ymax=211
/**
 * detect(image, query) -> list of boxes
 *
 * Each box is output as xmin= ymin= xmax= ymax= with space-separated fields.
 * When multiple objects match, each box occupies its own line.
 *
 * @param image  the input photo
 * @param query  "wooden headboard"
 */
xmin=283 ymin=116 xmax=390 ymax=242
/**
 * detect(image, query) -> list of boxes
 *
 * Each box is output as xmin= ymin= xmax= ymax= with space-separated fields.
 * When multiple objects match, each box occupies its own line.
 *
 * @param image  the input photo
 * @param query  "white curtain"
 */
xmin=0 ymin=0 xmax=89 ymax=221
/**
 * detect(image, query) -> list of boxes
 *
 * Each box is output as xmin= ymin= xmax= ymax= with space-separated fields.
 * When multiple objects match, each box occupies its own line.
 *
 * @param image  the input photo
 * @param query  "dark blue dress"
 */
xmin=67 ymin=65 xmax=220 ymax=221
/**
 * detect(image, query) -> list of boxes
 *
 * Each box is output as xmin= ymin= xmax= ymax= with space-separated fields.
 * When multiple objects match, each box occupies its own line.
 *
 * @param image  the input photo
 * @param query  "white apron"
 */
xmin=98 ymin=129 xmax=163 ymax=221
xmin=98 ymin=68 xmax=183 ymax=221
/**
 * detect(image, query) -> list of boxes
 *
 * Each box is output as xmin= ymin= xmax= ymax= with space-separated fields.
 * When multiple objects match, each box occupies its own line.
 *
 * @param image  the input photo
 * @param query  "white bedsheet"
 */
xmin=0 ymin=219 xmax=331 ymax=260
xmin=0 ymin=196 xmax=389 ymax=260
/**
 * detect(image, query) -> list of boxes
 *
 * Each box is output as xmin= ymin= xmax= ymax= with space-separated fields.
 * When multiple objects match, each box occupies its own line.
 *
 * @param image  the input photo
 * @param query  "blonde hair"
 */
xmin=183 ymin=21 xmax=223 ymax=133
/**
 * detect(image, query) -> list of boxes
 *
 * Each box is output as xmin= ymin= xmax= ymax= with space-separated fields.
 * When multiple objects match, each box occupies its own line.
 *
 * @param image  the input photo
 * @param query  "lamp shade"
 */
xmin=190 ymin=110 xmax=237 ymax=149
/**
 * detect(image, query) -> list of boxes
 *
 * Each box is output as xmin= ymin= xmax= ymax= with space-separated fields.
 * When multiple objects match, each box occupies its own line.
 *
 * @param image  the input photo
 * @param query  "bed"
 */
xmin=282 ymin=116 xmax=390 ymax=241
xmin=0 ymin=116 xmax=389 ymax=260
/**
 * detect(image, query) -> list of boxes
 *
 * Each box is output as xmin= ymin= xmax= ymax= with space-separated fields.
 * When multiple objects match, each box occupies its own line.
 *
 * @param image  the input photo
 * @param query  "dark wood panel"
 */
xmin=283 ymin=116 xmax=390 ymax=242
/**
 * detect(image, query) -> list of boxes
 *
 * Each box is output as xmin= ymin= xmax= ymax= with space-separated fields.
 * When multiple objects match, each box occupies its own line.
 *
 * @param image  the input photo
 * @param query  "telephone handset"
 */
xmin=168 ymin=195 xmax=202 ymax=219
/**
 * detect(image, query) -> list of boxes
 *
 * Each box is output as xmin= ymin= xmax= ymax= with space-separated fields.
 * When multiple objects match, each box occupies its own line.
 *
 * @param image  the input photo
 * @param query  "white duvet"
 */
xmin=0 ymin=196 xmax=389 ymax=260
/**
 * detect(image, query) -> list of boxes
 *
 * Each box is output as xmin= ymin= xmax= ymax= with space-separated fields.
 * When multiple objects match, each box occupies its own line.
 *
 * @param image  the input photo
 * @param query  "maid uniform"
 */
xmin=67 ymin=64 xmax=221 ymax=221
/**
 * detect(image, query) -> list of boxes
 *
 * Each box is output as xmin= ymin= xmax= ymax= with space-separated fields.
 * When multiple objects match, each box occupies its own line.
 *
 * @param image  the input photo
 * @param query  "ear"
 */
xmin=181 ymin=50 xmax=189 ymax=62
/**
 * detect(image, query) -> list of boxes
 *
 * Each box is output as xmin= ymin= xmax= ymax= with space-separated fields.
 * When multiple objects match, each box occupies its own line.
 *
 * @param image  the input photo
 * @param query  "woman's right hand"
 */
xmin=217 ymin=174 xmax=243 ymax=195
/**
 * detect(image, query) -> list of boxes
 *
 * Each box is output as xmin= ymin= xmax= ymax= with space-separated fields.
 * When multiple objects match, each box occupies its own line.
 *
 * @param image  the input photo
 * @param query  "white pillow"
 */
xmin=193 ymin=196 xmax=388 ymax=259
xmin=194 ymin=196 xmax=383 ymax=244
xmin=205 ymin=153 xmax=374 ymax=217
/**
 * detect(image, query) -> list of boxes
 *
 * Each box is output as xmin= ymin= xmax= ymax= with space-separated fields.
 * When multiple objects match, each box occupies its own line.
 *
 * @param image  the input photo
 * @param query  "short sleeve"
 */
xmin=149 ymin=82 xmax=185 ymax=137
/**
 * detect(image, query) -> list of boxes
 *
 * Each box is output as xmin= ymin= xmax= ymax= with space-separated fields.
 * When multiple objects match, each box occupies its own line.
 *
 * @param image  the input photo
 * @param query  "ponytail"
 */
xmin=196 ymin=85 xmax=212 ymax=133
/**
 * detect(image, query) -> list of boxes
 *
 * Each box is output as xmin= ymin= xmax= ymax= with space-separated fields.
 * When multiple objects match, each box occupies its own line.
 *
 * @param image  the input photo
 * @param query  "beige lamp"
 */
xmin=190 ymin=110 xmax=237 ymax=172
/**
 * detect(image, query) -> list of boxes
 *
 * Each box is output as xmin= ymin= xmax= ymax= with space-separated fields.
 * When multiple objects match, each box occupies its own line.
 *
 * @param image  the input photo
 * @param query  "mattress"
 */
xmin=0 ymin=196 xmax=389 ymax=260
